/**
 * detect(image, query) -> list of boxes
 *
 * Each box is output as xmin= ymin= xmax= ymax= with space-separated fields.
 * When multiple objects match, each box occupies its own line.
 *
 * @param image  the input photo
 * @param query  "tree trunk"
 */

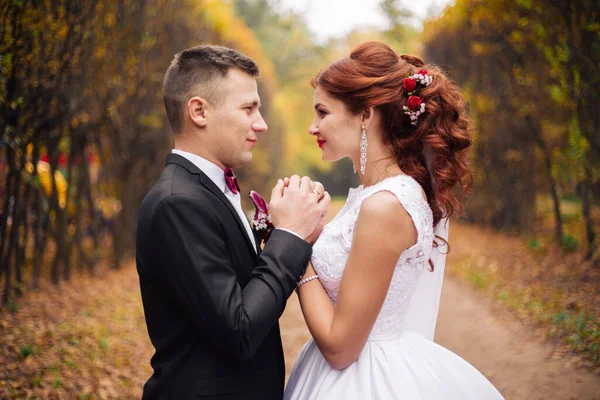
xmin=74 ymin=176 xmax=86 ymax=271
xmin=50 ymin=154 xmax=64 ymax=285
xmin=0 ymin=147 xmax=16 ymax=279
xmin=15 ymin=191 xmax=30 ymax=296
xmin=30 ymin=188 xmax=46 ymax=290
xmin=2 ymin=149 xmax=25 ymax=304
xmin=2 ymin=182 xmax=21 ymax=304
xmin=526 ymin=115 xmax=564 ymax=242
xmin=50 ymin=222 xmax=63 ymax=285
xmin=111 ymin=214 xmax=123 ymax=270
xmin=580 ymin=167 xmax=596 ymax=261
xmin=74 ymin=160 xmax=93 ymax=271
xmin=61 ymin=146 xmax=76 ymax=282
xmin=81 ymin=148 xmax=98 ymax=271
xmin=549 ymin=174 xmax=563 ymax=242
xmin=63 ymin=236 xmax=73 ymax=282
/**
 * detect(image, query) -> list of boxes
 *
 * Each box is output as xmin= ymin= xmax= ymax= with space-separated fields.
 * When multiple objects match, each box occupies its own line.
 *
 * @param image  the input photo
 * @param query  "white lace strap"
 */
xmin=357 ymin=175 xmax=429 ymax=245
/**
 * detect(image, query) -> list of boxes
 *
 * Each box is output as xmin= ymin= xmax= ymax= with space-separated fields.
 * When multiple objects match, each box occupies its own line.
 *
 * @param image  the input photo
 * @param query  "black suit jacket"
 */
xmin=136 ymin=153 xmax=311 ymax=399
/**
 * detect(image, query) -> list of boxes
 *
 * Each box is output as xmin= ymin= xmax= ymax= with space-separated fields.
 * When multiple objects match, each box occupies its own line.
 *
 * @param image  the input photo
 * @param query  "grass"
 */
xmin=534 ymin=194 xmax=599 ymax=256
xmin=19 ymin=344 xmax=34 ymax=359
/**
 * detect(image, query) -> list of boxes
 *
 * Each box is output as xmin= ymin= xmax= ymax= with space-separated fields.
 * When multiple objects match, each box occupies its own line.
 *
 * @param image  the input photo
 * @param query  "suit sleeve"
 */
xmin=152 ymin=194 xmax=311 ymax=361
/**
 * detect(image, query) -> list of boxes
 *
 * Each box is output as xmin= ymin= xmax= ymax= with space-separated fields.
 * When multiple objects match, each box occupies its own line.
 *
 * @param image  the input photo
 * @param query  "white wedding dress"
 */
xmin=284 ymin=175 xmax=504 ymax=399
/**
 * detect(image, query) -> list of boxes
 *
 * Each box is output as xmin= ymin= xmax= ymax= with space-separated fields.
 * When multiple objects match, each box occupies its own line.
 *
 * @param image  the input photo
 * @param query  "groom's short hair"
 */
xmin=163 ymin=45 xmax=259 ymax=134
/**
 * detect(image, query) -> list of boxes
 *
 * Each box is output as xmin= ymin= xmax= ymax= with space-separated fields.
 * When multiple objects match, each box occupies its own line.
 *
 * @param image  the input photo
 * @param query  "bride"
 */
xmin=284 ymin=41 xmax=504 ymax=399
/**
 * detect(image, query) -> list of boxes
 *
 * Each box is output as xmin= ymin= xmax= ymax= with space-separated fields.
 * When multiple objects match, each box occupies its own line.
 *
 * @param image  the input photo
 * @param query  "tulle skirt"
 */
xmin=284 ymin=330 xmax=504 ymax=399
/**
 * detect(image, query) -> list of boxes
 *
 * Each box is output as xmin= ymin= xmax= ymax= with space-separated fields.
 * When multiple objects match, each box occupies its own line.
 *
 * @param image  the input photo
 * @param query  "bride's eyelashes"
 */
xmin=316 ymin=108 xmax=328 ymax=117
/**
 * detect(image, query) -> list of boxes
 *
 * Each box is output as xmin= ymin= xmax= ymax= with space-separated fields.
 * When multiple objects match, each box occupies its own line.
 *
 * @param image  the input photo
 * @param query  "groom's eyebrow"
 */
xmin=242 ymin=99 xmax=261 ymax=108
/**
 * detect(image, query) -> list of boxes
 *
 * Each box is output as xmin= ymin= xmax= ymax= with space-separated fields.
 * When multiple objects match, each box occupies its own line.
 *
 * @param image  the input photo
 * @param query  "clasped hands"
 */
xmin=269 ymin=175 xmax=330 ymax=244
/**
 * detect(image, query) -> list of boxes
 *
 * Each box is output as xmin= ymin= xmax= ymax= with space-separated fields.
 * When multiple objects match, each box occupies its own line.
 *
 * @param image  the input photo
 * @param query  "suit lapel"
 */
xmin=166 ymin=154 xmax=258 ymax=261
xmin=254 ymin=232 xmax=262 ymax=255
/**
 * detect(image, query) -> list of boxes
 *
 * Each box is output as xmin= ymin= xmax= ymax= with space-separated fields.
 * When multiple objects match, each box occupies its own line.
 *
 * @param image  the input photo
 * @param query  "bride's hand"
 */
xmin=283 ymin=177 xmax=325 ymax=201
xmin=305 ymin=209 xmax=327 ymax=244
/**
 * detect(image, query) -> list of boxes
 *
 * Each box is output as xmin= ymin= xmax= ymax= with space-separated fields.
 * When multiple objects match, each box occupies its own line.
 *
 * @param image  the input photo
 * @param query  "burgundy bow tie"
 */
xmin=224 ymin=167 xmax=240 ymax=195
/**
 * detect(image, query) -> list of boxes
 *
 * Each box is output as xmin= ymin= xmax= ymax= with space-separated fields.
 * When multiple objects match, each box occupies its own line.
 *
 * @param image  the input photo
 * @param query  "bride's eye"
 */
xmin=317 ymin=108 xmax=328 ymax=116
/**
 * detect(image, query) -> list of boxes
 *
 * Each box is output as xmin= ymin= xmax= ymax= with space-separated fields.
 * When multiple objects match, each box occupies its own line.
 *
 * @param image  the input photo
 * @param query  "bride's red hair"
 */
xmin=312 ymin=41 xmax=472 ymax=228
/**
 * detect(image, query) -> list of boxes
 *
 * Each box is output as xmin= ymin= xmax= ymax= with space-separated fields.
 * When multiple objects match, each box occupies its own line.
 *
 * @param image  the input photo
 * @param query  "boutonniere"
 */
xmin=249 ymin=190 xmax=274 ymax=245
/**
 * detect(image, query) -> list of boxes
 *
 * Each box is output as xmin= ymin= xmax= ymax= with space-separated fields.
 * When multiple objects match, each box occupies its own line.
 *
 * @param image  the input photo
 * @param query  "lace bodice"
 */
xmin=311 ymin=175 xmax=435 ymax=339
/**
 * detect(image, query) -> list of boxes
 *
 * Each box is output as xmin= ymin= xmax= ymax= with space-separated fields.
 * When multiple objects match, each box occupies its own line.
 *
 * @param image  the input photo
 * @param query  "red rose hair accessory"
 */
xmin=402 ymin=70 xmax=433 ymax=125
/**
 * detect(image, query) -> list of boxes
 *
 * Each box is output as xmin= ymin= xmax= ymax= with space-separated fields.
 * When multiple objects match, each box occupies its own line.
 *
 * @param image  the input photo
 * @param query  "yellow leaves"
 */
xmin=138 ymin=114 xmax=163 ymax=129
xmin=508 ymin=29 xmax=525 ymax=51
xmin=104 ymin=12 xmax=116 ymax=28
xmin=197 ymin=0 xmax=277 ymax=88
xmin=33 ymin=161 xmax=68 ymax=209
xmin=57 ymin=24 xmax=68 ymax=41
xmin=517 ymin=0 xmax=532 ymax=9
xmin=94 ymin=196 xmax=122 ymax=219
xmin=423 ymin=0 xmax=468 ymax=38
xmin=470 ymin=41 xmax=502 ymax=56
xmin=70 ymin=112 xmax=90 ymax=129
xmin=126 ymin=54 xmax=139 ymax=77
xmin=474 ymin=93 xmax=497 ymax=114
xmin=94 ymin=45 xmax=107 ymax=61
xmin=141 ymin=34 xmax=158 ymax=51
xmin=24 ymin=161 xmax=68 ymax=209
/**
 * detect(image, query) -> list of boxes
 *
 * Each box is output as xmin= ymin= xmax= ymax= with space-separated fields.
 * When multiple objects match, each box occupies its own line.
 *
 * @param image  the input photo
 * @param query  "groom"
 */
xmin=136 ymin=45 xmax=330 ymax=399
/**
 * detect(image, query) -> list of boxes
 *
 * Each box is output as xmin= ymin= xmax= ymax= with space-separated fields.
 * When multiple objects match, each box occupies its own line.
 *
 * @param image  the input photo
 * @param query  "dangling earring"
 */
xmin=359 ymin=124 xmax=367 ymax=175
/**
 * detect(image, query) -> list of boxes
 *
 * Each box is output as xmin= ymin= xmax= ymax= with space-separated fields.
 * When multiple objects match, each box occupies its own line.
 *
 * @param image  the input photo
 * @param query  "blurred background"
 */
xmin=0 ymin=0 xmax=598 ymax=398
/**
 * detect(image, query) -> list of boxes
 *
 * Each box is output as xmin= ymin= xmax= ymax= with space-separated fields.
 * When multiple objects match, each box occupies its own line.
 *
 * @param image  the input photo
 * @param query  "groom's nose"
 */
xmin=252 ymin=113 xmax=268 ymax=133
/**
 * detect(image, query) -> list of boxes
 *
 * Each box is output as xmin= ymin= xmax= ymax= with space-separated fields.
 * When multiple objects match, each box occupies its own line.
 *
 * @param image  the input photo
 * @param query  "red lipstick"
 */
xmin=317 ymin=139 xmax=326 ymax=148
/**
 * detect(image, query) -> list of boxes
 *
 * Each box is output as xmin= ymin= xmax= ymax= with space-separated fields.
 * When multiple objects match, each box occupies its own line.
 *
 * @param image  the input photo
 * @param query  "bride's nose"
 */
xmin=308 ymin=123 xmax=319 ymax=136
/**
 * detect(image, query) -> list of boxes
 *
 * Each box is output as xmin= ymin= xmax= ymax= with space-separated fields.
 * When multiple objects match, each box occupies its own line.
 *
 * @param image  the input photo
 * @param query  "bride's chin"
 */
xmin=320 ymin=150 xmax=339 ymax=162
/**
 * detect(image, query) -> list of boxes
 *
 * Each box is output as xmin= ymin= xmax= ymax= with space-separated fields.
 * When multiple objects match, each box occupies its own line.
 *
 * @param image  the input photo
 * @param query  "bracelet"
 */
xmin=296 ymin=275 xmax=319 ymax=288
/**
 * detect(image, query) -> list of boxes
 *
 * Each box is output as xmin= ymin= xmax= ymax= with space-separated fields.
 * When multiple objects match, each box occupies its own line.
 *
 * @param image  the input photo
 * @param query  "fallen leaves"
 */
xmin=0 ymin=263 xmax=152 ymax=399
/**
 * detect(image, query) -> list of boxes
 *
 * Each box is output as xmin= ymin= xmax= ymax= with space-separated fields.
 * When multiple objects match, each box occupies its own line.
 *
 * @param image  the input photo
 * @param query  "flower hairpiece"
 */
xmin=402 ymin=69 xmax=433 ymax=126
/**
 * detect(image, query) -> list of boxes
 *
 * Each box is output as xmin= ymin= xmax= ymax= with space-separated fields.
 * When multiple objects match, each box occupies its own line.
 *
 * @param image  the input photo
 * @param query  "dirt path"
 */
xmin=435 ymin=276 xmax=600 ymax=400
xmin=280 ymin=277 xmax=600 ymax=400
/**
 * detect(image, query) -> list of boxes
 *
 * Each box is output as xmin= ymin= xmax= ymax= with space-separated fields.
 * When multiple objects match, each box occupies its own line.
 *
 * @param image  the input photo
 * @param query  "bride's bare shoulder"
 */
xmin=357 ymin=191 xmax=417 ymax=250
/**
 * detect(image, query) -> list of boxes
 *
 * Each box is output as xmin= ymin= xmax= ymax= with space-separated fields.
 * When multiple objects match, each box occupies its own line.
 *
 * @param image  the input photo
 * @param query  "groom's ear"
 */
xmin=187 ymin=96 xmax=209 ymax=128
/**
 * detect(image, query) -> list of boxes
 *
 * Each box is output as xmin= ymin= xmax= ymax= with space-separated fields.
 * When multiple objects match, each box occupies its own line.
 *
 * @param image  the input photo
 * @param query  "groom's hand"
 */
xmin=269 ymin=175 xmax=330 ymax=241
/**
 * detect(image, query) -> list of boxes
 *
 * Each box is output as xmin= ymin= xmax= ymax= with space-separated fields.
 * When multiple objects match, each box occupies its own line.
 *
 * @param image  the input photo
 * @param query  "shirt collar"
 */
xmin=171 ymin=149 xmax=227 ymax=193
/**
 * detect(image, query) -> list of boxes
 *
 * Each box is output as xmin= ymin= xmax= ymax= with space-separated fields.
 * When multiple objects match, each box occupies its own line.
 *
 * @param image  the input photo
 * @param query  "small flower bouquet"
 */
xmin=249 ymin=190 xmax=274 ymax=245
